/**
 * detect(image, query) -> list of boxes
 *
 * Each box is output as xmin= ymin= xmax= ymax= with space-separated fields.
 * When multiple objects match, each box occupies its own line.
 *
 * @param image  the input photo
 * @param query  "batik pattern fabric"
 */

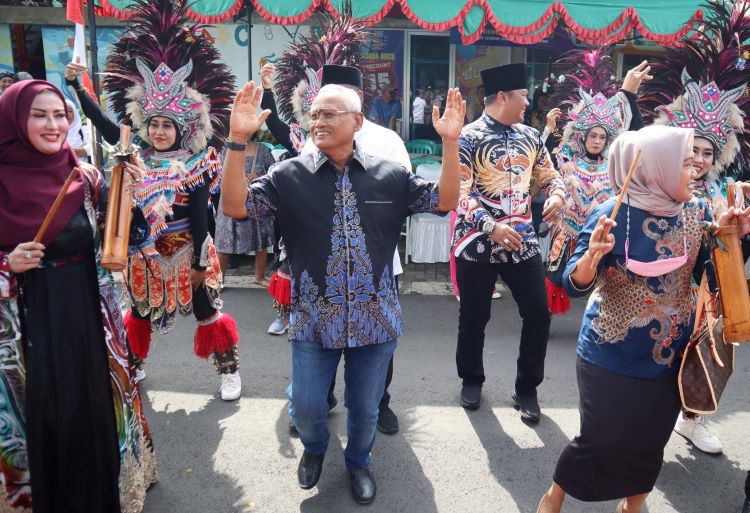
xmin=563 ymin=198 xmax=713 ymax=379
xmin=246 ymin=147 xmax=440 ymax=349
xmin=548 ymin=146 xmax=613 ymax=273
xmin=126 ymin=148 xmax=223 ymax=333
xmin=0 ymin=166 xmax=156 ymax=512
xmin=452 ymin=113 xmax=564 ymax=264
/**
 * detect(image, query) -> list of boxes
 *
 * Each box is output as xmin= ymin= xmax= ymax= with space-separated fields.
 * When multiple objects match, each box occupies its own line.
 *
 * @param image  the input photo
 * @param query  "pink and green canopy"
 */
xmin=97 ymin=0 xmax=703 ymax=45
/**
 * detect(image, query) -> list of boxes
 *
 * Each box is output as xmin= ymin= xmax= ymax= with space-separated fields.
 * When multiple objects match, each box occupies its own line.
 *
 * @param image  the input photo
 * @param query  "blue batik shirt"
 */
xmin=246 ymin=144 xmax=443 ymax=349
xmin=563 ymin=198 xmax=713 ymax=379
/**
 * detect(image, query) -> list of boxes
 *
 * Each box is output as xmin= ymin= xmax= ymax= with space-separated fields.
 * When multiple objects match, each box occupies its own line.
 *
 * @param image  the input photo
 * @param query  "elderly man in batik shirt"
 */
xmin=453 ymin=63 xmax=565 ymax=423
xmin=221 ymin=81 xmax=465 ymax=504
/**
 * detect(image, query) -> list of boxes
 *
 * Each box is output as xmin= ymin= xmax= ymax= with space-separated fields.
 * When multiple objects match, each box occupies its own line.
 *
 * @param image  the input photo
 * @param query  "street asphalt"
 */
xmin=139 ymin=288 xmax=750 ymax=513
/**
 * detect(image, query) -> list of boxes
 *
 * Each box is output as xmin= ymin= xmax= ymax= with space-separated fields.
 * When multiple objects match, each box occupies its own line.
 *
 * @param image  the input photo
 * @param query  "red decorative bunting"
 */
xmin=94 ymin=0 xmax=703 ymax=47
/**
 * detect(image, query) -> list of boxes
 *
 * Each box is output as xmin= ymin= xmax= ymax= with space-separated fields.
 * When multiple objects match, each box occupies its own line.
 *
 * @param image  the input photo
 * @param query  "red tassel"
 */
xmin=123 ymin=309 xmax=152 ymax=360
xmin=546 ymin=278 xmax=571 ymax=315
xmin=267 ymin=270 xmax=291 ymax=307
xmin=194 ymin=313 xmax=239 ymax=359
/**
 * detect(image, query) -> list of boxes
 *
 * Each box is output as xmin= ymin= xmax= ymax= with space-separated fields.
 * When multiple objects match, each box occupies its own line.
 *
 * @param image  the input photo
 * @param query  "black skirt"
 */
xmin=21 ymin=209 xmax=121 ymax=513
xmin=553 ymin=357 xmax=681 ymax=502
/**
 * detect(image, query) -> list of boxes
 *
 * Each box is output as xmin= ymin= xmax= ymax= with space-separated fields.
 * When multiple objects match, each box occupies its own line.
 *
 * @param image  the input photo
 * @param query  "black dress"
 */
xmin=20 ymin=208 xmax=120 ymax=513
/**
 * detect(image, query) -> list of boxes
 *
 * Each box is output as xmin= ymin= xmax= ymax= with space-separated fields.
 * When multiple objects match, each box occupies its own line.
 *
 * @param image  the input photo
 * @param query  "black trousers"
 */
xmin=455 ymin=254 xmax=550 ymax=394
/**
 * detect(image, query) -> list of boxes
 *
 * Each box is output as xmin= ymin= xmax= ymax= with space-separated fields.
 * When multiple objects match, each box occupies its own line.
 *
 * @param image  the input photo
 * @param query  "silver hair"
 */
xmin=316 ymin=84 xmax=362 ymax=112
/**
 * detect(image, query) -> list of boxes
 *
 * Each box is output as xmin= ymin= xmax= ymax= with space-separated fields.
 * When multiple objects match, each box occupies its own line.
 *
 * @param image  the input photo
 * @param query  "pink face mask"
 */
xmin=624 ymin=205 xmax=688 ymax=278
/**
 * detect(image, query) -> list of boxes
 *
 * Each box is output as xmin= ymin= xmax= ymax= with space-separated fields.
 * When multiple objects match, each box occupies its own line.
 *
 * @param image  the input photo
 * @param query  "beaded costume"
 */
xmin=103 ymin=0 xmax=240 ymax=376
xmin=545 ymin=48 xmax=632 ymax=314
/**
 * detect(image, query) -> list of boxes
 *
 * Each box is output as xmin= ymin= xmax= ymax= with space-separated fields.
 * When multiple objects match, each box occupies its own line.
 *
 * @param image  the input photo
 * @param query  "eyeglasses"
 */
xmin=307 ymin=109 xmax=357 ymax=123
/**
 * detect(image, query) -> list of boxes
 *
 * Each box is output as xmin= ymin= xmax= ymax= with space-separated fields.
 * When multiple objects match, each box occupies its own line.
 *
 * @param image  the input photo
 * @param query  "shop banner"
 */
xmin=0 ymin=24 xmax=14 ymax=74
xmin=361 ymin=29 xmax=404 ymax=97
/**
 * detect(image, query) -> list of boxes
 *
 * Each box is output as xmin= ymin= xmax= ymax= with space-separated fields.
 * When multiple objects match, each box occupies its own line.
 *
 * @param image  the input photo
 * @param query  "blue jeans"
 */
xmin=289 ymin=339 xmax=397 ymax=472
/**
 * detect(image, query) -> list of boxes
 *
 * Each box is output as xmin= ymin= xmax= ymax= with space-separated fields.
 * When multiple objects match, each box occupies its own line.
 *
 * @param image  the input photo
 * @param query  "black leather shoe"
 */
xmin=328 ymin=392 xmax=338 ymax=411
xmin=460 ymin=385 xmax=482 ymax=410
xmin=297 ymin=450 xmax=325 ymax=489
xmin=377 ymin=405 xmax=399 ymax=434
xmin=350 ymin=468 xmax=376 ymax=504
xmin=742 ymin=497 xmax=750 ymax=513
xmin=288 ymin=420 xmax=298 ymax=435
xmin=512 ymin=390 xmax=541 ymax=423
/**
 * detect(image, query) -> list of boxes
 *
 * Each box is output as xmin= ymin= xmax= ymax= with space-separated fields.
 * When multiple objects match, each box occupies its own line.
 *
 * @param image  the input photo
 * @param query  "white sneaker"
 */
xmin=134 ymin=366 xmax=146 ymax=384
xmin=220 ymin=372 xmax=242 ymax=401
xmin=674 ymin=414 xmax=723 ymax=454
xmin=267 ymin=313 xmax=289 ymax=335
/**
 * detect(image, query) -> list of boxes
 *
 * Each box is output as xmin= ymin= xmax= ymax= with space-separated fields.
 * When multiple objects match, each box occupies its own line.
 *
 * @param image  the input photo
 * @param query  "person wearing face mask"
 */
xmin=639 ymin=1 xmax=750 ymax=461
xmin=0 ymin=81 xmax=156 ymax=512
xmin=101 ymin=0 xmax=242 ymax=401
xmin=651 ymin=70 xmax=748 ymax=457
xmin=543 ymin=53 xmax=651 ymax=315
xmin=537 ymin=125 xmax=750 ymax=513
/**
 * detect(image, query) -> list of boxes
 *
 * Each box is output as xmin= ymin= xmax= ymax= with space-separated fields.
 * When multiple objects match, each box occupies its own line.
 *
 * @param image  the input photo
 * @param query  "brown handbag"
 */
xmin=678 ymin=275 xmax=736 ymax=415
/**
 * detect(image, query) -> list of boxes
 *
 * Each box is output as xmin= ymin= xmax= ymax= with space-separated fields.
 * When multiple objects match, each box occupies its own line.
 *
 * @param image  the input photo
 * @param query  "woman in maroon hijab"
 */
xmin=0 ymin=81 xmax=156 ymax=512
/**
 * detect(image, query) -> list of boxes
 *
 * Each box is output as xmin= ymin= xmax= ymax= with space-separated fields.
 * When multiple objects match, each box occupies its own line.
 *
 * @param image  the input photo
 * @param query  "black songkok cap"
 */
xmin=480 ymin=63 xmax=528 ymax=96
xmin=322 ymin=65 xmax=363 ymax=89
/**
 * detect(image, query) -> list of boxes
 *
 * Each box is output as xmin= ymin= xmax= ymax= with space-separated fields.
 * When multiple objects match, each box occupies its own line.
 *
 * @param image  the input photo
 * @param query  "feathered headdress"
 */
xmin=274 ymin=6 xmax=373 ymax=132
xmin=653 ymin=69 xmax=745 ymax=172
xmin=550 ymin=47 xmax=627 ymax=157
xmin=548 ymin=47 xmax=619 ymax=127
xmin=103 ymin=0 xmax=235 ymax=153
xmin=639 ymin=1 xmax=750 ymax=176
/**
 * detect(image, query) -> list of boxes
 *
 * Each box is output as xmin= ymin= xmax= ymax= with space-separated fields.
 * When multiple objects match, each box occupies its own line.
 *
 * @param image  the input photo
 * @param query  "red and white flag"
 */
xmin=66 ymin=0 xmax=96 ymax=99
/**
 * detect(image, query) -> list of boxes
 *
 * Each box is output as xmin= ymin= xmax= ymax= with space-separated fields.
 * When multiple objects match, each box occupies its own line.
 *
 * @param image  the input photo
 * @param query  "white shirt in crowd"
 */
xmin=301 ymin=118 xmax=412 ymax=276
xmin=412 ymin=95 xmax=426 ymax=124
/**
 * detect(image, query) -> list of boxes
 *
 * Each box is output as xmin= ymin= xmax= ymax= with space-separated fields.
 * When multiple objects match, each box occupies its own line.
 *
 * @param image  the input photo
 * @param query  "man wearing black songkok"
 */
xmin=452 ymin=63 xmax=565 ymax=422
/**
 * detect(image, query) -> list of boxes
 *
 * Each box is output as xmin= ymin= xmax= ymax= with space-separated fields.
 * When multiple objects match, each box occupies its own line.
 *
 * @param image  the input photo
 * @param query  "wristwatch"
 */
xmin=225 ymin=138 xmax=247 ymax=152
xmin=481 ymin=219 xmax=496 ymax=235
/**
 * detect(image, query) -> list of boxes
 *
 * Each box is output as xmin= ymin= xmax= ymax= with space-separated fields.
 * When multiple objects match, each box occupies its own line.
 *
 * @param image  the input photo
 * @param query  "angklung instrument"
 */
xmin=101 ymin=125 xmax=136 ymax=270
xmin=712 ymin=183 xmax=750 ymax=343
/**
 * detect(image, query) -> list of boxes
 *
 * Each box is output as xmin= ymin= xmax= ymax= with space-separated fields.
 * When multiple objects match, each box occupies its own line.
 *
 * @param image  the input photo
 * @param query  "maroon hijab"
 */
xmin=0 ymin=80 xmax=84 ymax=252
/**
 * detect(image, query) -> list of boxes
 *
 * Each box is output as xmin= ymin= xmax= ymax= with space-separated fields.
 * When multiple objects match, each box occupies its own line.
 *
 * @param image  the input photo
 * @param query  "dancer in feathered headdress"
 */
xmin=544 ymin=48 xmax=649 ymax=314
xmin=642 ymin=1 xmax=750 ymax=214
xmin=260 ymin=7 xmax=373 ymax=155
xmin=639 ymin=0 xmax=750 ymax=459
xmin=102 ymin=0 xmax=243 ymax=400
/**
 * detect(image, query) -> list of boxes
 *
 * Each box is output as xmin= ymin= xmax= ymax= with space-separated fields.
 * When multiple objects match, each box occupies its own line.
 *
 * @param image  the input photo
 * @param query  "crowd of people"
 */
xmin=3 ymin=0 xmax=750 ymax=511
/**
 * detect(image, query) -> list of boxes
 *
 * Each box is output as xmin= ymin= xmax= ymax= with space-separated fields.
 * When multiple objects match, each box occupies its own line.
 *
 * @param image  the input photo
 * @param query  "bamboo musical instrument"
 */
xmin=101 ymin=125 xmax=136 ymax=271
xmin=33 ymin=166 xmax=81 ymax=243
xmin=711 ymin=183 xmax=750 ymax=343
xmin=588 ymin=149 xmax=642 ymax=270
